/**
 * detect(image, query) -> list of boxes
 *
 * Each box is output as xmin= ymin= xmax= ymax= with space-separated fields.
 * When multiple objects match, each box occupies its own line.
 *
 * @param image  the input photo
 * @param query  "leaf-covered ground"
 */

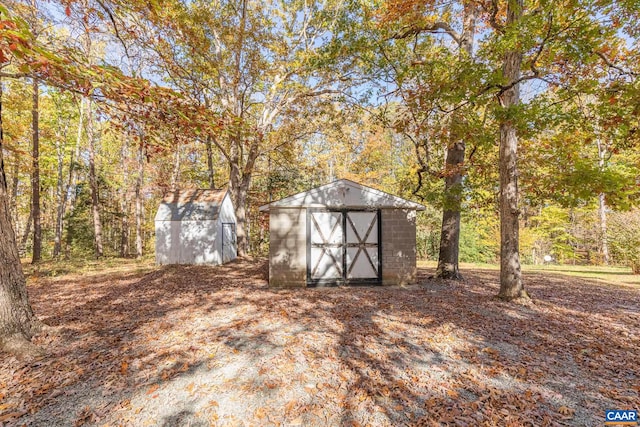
xmin=1 ymin=258 xmax=638 ymax=426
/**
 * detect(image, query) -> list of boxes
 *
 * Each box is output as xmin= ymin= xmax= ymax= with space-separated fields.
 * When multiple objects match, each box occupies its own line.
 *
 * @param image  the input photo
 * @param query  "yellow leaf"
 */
xmin=120 ymin=360 xmax=129 ymax=375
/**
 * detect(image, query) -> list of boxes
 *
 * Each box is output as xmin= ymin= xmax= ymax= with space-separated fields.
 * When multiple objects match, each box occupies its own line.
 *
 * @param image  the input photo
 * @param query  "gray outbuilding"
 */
xmin=259 ymin=179 xmax=425 ymax=287
xmin=155 ymin=188 xmax=237 ymax=265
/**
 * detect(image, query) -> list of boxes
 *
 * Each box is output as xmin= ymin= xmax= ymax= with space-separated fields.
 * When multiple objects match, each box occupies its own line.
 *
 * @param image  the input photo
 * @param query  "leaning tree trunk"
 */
xmin=435 ymin=3 xmax=477 ymax=280
xmin=31 ymin=78 xmax=42 ymax=263
xmin=497 ymin=0 xmax=528 ymax=301
xmin=0 ymin=80 xmax=42 ymax=357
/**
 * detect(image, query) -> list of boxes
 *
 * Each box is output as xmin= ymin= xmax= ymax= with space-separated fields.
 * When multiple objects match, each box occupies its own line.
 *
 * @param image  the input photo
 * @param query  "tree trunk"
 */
xmin=53 ymin=125 xmax=66 ymax=258
xmin=598 ymin=193 xmax=609 ymax=264
xmin=205 ymin=135 xmax=215 ymax=189
xmin=0 ymin=79 xmax=42 ymax=357
xmin=10 ymin=152 xmax=19 ymax=227
xmin=85 ymin=100 xmax=103 ymax=258
xmin=436 ymin=139 xmax=465 ymax=279
xmin=31 ymin=78 xmax=41 ymax=263
xmin=20 ymin=208 xmax=32 ymax=255
xmin=229 ymin=162 xmax=250 ymax=257
xmin=435 ymin=3 xmax=477 ymax=280
xmin=597 ymin=139 xmax=609 ymax=265
xmin=61 ymin=98 xmax=85 ymax=259
xmin=121 ymin=204 xmax=130 ymax=257
xmin=120 ymin=140 xmax=129 ymax=258
xmin=497 ymin=0 xmax=528 ymax=301
xmin=3 ymin=78 xmax=20 ymax=233
xmin=54 ymin=98 xmax=83 ymax=258
xmin=171 ymin=142 xmax=180 ymax=191
xmin=64 ymin=205 xmax=73 ymax=259
xmin=135 ymin=140 xmax=144 ymax=259
xmin=228 ymin=133 xmax=260 ymax=257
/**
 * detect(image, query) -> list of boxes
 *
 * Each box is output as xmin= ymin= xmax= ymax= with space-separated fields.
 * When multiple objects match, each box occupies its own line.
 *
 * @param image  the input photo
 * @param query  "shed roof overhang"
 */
xmin=155 ymin=188 xmax=229 ymax=221
xmin=259 ymin=179 xmax=426 ymax=212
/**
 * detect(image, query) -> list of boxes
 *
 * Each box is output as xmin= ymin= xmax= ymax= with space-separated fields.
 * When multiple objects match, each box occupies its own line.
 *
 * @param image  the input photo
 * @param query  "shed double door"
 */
xmin=307 ymin=209 xmax=381 ymax=286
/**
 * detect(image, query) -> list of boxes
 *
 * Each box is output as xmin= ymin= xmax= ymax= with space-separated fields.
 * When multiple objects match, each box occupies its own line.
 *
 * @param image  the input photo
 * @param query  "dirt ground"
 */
xmin=1 ymin=258 xmax=638 ymax=426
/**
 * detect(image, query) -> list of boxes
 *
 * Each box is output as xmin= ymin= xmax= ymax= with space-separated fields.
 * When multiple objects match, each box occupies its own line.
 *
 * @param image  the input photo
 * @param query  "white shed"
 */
xmin=259 ymin=179 xmax=425 ymax=287
xmin=155 ymin=189 xmax=237 ymax=265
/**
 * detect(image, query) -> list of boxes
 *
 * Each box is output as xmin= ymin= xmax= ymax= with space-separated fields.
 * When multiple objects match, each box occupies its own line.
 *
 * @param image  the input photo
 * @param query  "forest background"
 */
xmin=2 ymin=0 xmax=639 ymax=278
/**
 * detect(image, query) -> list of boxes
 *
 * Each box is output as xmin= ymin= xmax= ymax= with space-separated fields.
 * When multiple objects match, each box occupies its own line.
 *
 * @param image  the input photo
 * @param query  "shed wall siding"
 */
xmin=154 ymin=190 xmax=238 ymax=266
xmin=219 ymin=195 xmax=236 ymax=223
xmin=381 ymin=209 xmax=417 ymax=285
xmin=155 ymin=220 xmax=221 ymax=265
xmin=269 ymin=208 xmax=307 ymax=287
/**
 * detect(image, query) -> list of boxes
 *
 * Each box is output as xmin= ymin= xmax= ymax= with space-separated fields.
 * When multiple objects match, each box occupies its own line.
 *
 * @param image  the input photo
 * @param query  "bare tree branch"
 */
xmin=594 ymin=51 xmax=639 ymax=77
xmin=95 ymin=0 xmax=132 ymax=60
xmin=390 ymin=22 xmax=461 ymax=45
xmin=528 ymin=12 xmax=554 ymax=77
xmin=0 ymin=72 xmax=30 ymax=79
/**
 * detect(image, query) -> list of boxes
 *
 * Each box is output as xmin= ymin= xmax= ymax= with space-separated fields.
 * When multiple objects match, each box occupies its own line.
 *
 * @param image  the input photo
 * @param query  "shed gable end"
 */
xmin=259 ymin=179 xmax=425 ymax=211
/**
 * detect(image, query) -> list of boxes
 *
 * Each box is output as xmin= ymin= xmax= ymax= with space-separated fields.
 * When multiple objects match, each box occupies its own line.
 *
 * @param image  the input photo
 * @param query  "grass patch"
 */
xmin=417 ymin=260 xmax=640 ymax=288
xmin=22 ymin=256 xmax=156 ymax=279
xmin=524 ymin=263 xmax=640 ymax=287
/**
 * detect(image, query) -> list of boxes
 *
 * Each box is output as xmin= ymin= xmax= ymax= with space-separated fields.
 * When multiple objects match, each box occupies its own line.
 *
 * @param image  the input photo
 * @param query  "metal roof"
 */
xmin=259 ymin=179 xmax=426 ymax=212
xmin=155 ymin=189 xmax=228 ymax=221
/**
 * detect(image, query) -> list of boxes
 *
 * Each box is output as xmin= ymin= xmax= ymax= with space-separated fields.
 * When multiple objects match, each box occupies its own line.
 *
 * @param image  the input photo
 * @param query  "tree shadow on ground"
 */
xmin=1 ymin=258 xmax=638 ymax=426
